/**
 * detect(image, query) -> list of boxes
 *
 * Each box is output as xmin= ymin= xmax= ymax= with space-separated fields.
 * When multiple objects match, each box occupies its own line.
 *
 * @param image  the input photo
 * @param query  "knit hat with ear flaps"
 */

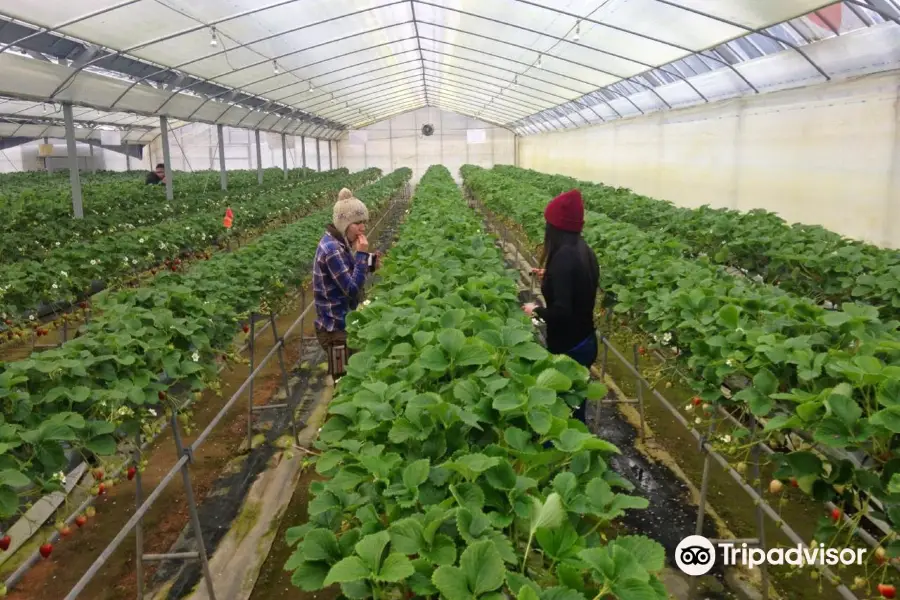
xmin=544 ymin=189 xmax=584 ymax=233
xmin=333 ymin=188 xmax=369 ymax=238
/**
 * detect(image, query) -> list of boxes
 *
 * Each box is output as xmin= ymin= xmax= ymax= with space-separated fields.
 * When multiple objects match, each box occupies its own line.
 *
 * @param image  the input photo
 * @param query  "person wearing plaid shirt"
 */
xmin=313 ymin=188 xmax=378 ymax=381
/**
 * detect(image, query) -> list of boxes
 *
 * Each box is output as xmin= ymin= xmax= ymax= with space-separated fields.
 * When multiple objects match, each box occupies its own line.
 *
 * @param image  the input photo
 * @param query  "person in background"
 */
xmin=523 ymin=189 xmax=600 ymax=424
xmin=145 ymin=163 xmax=166 ymax=185
xmin=313 ymin=188 xmax=380 ymax=383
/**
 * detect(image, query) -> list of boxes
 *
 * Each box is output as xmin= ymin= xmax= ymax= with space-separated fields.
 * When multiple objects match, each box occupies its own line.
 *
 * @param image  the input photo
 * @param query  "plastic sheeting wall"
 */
xmin=0 ymin=139 xmax=152 ymax=173
xmin=338 ymin=107 xmax=515 ymax=183
xmin=519 ymin=69 xmax=900 ymax=249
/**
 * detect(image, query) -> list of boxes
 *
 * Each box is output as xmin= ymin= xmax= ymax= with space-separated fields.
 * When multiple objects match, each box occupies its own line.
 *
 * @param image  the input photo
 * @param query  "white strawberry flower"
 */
xmin=721 ymin=434 xmax=732 ymax=444
xmin=132 ymin=259 xmax=138 ymax=265
xmin=726 ymin=358 xmax=735 ymax=367
xmin=90 ymin=259 xmax=98 ymax=266
xmin=148 ymin=408 xmax=158 ymax=417
xmin=55 ymin=241 xmax=61 ymax=247
xmin=685 ymin=404 xmax=694 ymax=412
xmin=192 ymin=351 xmax=200 ymax=362
xmin=694 ymin=417 xmax=702 ymax=425
xmin=52 ymin=283 xmax=59 ymax=290
xmin=29 ymin=314 xmax=35 ymax=321
xmin=139 ymin=238 xmax=145 ymax=244
xmin=51 ymin=471 xmax=66 ymax=485
xmin=60 ymin=271 xmax=68 ymax=278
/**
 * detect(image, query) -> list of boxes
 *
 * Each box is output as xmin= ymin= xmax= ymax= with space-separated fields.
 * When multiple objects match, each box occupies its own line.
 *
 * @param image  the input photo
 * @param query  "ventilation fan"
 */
xmin=421 ymin=123 xmax=435 ymax=137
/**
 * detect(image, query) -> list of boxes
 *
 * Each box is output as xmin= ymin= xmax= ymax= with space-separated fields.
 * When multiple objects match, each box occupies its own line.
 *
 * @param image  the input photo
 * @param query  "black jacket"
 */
xmin=535 ymin=239 xmax=599 ymax=354
xmin=145 ymin=171 xmax=163 ymax=185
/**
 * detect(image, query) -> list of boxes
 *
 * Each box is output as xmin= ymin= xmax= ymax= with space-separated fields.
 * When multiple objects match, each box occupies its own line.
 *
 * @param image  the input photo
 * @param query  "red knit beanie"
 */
xmin=544 ymin=189 xmax=584 ymax=233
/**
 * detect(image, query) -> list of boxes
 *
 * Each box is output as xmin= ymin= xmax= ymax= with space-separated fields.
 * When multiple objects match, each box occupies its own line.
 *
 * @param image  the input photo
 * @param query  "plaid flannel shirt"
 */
xmin=313 ymin=226 xmax=369 ymax=332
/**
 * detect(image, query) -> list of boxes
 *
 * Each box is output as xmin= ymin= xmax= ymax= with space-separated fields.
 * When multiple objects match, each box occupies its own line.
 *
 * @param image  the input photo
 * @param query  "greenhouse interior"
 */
xmin=0 ymin=1 xmax=899 ymax=599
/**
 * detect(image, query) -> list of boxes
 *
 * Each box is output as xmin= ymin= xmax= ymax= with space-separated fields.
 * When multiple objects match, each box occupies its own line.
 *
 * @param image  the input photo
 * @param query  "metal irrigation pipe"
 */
xmin=58 ymin=187 xmax=409 ymax=599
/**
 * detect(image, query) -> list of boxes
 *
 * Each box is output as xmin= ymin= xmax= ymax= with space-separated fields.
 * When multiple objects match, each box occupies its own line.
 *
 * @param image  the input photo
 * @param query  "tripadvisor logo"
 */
xmin=675 ymin=536 xmax=867 ymax=576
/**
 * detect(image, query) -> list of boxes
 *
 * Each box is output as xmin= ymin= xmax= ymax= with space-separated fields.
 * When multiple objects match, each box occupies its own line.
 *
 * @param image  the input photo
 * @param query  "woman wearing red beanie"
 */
xmin=523 ymin=188 xmax=600 ymax=424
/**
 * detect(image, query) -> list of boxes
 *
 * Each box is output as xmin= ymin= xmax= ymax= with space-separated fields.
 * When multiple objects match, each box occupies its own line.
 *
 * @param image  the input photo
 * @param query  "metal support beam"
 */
xmin=328 ymin=140 xmax=333 ymax=170
xmin=159 ymin=116 xmax=174 ymax=201
xmin=255 ymin=129 xmax=263 ymax=185
xmin=301 ymin=135 xmax=307 ymax=168
xmin=216 ymin=123 xmax=227 ymax=191
xmin=316 ymin=138 xmax=322 ymax=171
xmin=281 ymin=132 xmax=288 ymax=178
xmin=62 ymin=103 xmax=84 ymax=219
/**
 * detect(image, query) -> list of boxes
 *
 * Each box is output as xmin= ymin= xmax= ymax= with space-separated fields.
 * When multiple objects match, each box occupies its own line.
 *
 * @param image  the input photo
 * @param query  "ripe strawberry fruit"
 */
xmin=97 ymin=483 xmax=106 ymax=496
xmin=242 ymin=324 xmax=250 ymax=333
xmin=638 ymin=346 xmax=647 ymax=356
xmin=158 ymin=391 xmax=167 ymax=401
xmin=830 ymin=508 xmax=841 ymax=523
xmin=60 ymin=525 xmax=72 ymax=538
xmin=691 ymin=396 xmax=702 ymax=406
xmin=39 ymin=543 xmax=52 ymax=558
xmin=0 ymin=535 xmax=10 ymax=551
xmin=791 ymin=478 xmax=799 ymax=488
xmin=75 ymin=515 xmax=87 ymax=528
xmin=93 ymin=469 xmax=104 ymax=481
xmin=878 ymin=583 xmax=896 ymax=599
xmin=127 ymin=466 xmax=137 ymax=481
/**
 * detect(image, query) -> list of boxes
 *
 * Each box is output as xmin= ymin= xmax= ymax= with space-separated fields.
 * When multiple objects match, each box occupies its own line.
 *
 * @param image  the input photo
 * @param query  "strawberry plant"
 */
xmin=285 ymin=165 xmax=666 ymax=600
xmin=462 ymin=164 xmax=900 ymax=559
xmin=0 ymin=169 xmax=380 ymax=329
xmin=0 ymin=167 xmax=322 ymax=265
xmin=0 ymin=168 xmax=411 ymax=520
xmin=490 ymin=165 xmax=900 ymax=319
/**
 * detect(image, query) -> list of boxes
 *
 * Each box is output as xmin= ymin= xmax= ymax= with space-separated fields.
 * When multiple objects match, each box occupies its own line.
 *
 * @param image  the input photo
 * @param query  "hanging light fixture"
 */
xmin=308 ymin=81 xmax=315 ymax=92
xmin=572 ymin=21 xmax=581 ymax=42
xmin=273 ymin=60 xmax=280 ymax=75
xmin=536 ymin=54 xmax=543 ymax=69
xmin=209 ymin=27 xmax=219 ymax=47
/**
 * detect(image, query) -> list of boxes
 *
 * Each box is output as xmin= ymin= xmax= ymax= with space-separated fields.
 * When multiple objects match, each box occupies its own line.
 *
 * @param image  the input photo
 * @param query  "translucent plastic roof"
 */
xmin=0 ymin=0 xmax=895 ymax=136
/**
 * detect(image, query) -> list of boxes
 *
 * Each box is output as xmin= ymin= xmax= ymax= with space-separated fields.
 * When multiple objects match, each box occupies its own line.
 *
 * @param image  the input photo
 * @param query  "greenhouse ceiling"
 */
xmin=0 ymin=0 xmax=896 ymax=137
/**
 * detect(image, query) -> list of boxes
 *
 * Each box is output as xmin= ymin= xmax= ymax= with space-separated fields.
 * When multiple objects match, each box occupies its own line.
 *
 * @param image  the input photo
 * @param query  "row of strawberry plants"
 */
xmin=0 ymin=168 xmax=379 ymax=330
xmin=461 ymin=165 xmax=900 ymax=548
xmin=0 ymin=168 xmax=411 ymax=521
xmin=0 ymin=167 xmax=320 ymax=264
xmin=490 ymin=166 xmax=900 ymax=320
xmin=284 ymin=165 xmax=667 ymax=600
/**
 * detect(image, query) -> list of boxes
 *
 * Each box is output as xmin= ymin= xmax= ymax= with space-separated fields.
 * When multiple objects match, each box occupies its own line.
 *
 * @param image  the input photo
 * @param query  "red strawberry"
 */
xmin=60 ymin=525 xmax=72 ymax=538
xmin=39 ymin=543 xmax=52 ymax=559
xmin=158 ymin=391 xmax=167 ymax=401
xmin=638 ymin=346 xmax=647 ymax=356
xmin=830 ymin=508 xmax=841 ymax=523
xmin=791 ymin=478 xmax=799 ymax=488
xmin=97 ymin=483 xmax=106 ymax=496
xmin=75 ymin=515 xmax=87 ymax=528
xmin=242 ymin=324 xmax=250 ymax=334
xmin=879 ymin=584 xmax=896 ymax=599
xmin=127 ymin=467 xmax=137 ymax=481
xmin=93 ymin=469 xmax=104 ymax=481
xmin=0 ymin=535 xmax=10 ymax=551
xmin=691 ymin=396 xmax=702 ymax=406
xmin=3 ymin=319 xmax=11 ymax=326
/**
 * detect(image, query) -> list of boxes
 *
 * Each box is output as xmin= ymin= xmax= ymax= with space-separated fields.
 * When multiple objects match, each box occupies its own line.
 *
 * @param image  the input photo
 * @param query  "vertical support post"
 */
xmin=217 ymin=123 xmax=227 ymax=191
xmin=632 ymin=344 xmax=646 ymax=441
xmin=301 ymin=136 xmax=307 ymax=168
xmin=62 ymin=103 xmax=84 ymax=219
xmin=514 ymin=133 xmax=520 ymax=167
xmin=255 ymin=130 xmax=263 ymax=185
xmin=159 ymin=116 xmax=174 ymax=202
xmin=89 ymin=142 xmax=96 ymax=173
xmin=281 ymin=133 xmax=288 ymax=179
xmin=328 ymin=140 xmax=333 ymax=170
xmin=316 ymin=139 xmax=321 ymax=171
xmin=125 ymin=150 xmax=131 ymax=172
xmin=752 ymin=423 xmax=770 ymax=600
xmin=247 ymin=315 xmax=256 ymax=452
xmin=689 ymin=417 xmax=717 ymax=598
xmin=270 ymin=313 xmax=300 ymax=442
xmin=170 ymin=414 xmax=218 ymax=600
xmin=334 ymin=140 xmax=339 ymax=169
xmin=133 ymin=435 xmax=145 ymax=600
xmin=42 ymin=136 xmax=50 ymax=172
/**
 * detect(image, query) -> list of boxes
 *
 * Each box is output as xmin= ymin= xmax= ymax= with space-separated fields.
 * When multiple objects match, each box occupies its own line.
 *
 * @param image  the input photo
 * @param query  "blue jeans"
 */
xmin=565 ymin=334 xmax=598 ymax=424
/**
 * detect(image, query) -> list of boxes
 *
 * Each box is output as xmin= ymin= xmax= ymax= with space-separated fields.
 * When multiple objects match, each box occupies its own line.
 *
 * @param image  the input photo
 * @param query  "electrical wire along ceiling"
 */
xmin=0 ymin=0 xmax=896 ymax=136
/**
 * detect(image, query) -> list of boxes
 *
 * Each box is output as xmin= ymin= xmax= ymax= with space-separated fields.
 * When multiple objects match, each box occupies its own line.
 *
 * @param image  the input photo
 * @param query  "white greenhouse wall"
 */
xmin=338 ymin=107 xmax=515 ymax=183
xmin=0 ymin=139 xmax=152 ymax=174
xmin=519 ymin=69 xmax=900 ymax=249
